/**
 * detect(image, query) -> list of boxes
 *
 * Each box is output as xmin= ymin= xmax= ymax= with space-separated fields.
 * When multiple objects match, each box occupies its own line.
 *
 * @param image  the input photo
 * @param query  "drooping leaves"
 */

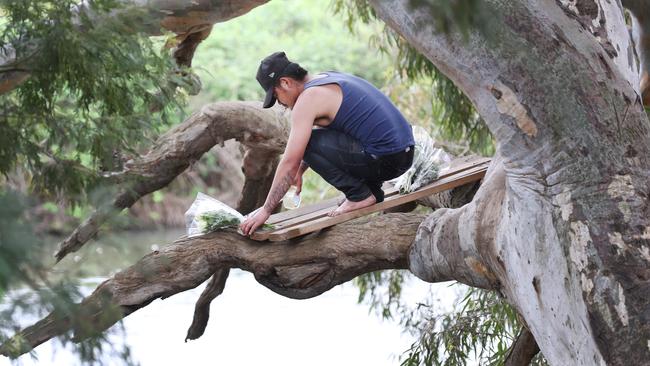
xmin=0 ymin=0 xmax=185 ymax=202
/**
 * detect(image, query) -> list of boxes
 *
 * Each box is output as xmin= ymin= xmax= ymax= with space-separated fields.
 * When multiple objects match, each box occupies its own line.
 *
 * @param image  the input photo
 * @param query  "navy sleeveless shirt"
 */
xmin=304 ymin=71 xmax=415 ymax=156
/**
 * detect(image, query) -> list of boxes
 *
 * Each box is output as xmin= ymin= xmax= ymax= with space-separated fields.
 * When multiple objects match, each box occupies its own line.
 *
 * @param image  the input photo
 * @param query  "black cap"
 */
xmin=256 ymin=51 xmax=292 ymax=108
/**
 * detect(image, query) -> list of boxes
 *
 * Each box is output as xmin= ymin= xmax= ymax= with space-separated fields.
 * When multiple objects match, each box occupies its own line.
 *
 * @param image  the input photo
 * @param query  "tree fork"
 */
xmin=54 ymin=102 xmax=288 ymax=262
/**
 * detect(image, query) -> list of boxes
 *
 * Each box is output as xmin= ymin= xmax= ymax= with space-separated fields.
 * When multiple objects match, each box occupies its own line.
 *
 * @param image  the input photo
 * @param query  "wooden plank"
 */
xmin=264 ymin=166 xmax=487 ymax=241
xmin=266 ymin=196 xmax=341 ymax=225
xmin=251 ymin=163 xmax=488 ymax=241
xmin=252 ymin=159 xmax=490 ymax=240
xmin=254 ymin=157 xmax=490 ymax=240
xmin=267 ymin=182 xmax=395 ymax=226
xmin=264 ymin=156 xmax=490 ymax=226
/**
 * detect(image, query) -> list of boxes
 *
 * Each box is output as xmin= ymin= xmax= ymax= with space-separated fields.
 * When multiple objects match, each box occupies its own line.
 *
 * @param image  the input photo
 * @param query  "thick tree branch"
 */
xmin=54 ymin=102 xmax=289 ymax=262
xmin=409 ymin=156 xmax=504 ymax=290
xmin=1 ymin=213 xmax=424 ymax=357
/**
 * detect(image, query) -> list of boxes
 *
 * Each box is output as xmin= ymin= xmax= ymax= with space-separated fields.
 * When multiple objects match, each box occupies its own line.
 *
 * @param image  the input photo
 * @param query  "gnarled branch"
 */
xmin=1 ymin=213 xmax=424 ymax=357
xmin=54 ymin=102 xmax=289 ymax=262
xmin=185 ymin=267 xmax=230 ymax=341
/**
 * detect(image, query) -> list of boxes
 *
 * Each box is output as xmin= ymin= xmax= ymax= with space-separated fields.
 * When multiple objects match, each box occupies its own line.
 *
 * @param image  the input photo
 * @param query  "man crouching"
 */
xmin=240 ymin=52 xmax=414 ymax=236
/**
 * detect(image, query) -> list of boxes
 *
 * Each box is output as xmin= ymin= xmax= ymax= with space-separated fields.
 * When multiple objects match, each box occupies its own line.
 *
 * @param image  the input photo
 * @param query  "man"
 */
xmin=240 ymin=51 xmax=415 ymax=236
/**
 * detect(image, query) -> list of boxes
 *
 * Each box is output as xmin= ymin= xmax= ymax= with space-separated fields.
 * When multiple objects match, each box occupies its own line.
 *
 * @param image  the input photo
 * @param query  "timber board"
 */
xmin=250 ymin=157 xmax=490 ymax=241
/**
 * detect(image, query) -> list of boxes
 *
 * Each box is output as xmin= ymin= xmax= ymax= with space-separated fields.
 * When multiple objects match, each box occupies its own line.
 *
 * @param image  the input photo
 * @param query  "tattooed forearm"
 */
xmin=263 ymin=172 xmax=293 ymax=212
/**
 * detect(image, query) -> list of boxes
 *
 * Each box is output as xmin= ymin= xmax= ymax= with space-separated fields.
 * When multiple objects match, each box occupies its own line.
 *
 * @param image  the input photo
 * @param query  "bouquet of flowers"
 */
xmin=185 ymin=193 xmax=244 ymax=237
xmin=185 ymin=193 xmax=275 ymax=237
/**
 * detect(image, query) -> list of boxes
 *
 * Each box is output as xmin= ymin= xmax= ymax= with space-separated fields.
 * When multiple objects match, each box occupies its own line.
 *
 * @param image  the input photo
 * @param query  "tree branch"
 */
xmin=54 ymin=102 xmax=289 ymax=262
xmin=185 ymin=268 xmax=230 ymax=342
xmin=1 ymin=213 xmax=424 ymax=357
xmin=172 ymin=25 xmax=214 ymax=68
xmin=0 ymin=0 xmax=270 ymax=94
xmin=504 ymin=327 xmax=540 ymax=366
xmin=408 ymin=156 xmax=504 ymax=290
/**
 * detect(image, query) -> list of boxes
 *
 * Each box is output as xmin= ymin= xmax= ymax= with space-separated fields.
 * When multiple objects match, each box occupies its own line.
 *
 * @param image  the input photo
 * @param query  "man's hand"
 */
xmin=293 ymin=170 xmax=303 ymax=195
xmin=239 ymin=207 xmax=271 ymax=236
xmin=293 ymin=160 xmax=308 ymax=195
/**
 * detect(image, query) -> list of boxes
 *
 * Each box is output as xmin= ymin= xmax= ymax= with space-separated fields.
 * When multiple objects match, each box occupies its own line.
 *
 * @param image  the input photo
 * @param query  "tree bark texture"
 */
xmin=370 ymin=0 xmax=650 ymax=364
xmin=0 ymin=0 xmax=269 ymax=94
xmin=54 ymin=102 xmax=288 ymax=262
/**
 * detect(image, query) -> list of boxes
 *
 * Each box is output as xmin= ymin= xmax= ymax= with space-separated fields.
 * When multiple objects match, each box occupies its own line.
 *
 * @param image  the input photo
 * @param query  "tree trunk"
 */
xmin=369 ymin=0 xmax=650 ymax=364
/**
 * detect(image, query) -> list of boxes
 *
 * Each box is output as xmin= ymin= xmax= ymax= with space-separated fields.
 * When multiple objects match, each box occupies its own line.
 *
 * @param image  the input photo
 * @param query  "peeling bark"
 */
xmin=370 ymin=0 xmax=650 ymax=364
xmin=54 ymin=102 xmax=289 ymax=262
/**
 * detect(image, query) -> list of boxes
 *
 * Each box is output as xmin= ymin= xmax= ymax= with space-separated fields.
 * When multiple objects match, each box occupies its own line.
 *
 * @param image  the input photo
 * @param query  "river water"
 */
xmin=1 ymin=229 xmax=459 ymax=366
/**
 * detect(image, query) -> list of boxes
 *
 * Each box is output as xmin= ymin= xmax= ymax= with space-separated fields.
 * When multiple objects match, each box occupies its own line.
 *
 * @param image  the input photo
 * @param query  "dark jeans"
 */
xmin=303 ymin=128 xmax=414 ymax=202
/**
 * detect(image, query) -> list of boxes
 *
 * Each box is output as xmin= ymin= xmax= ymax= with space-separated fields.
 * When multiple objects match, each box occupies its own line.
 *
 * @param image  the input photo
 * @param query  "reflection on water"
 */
xmin=2 ymin=229 xmax=447 ymax=366
xmin=44 ymin=229 xmax=186 ymax=284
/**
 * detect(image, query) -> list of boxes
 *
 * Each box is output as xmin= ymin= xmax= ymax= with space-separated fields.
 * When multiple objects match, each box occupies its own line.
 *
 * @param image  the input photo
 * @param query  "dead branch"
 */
xmin=185 ymin=268 xmax=230 ymax=341
xmin=172 ymin=25 xmax=214 ymax=68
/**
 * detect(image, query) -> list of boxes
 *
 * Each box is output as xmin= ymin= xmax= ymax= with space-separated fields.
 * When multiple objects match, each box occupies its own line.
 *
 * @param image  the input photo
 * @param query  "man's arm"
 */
xmin=239 ymin=89 xmax=322 ymax=236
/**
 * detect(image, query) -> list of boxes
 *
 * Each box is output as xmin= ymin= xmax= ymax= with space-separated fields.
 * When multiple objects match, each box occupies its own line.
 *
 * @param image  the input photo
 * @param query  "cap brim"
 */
xmin=262 ymin=88 xmax=276 ymax=108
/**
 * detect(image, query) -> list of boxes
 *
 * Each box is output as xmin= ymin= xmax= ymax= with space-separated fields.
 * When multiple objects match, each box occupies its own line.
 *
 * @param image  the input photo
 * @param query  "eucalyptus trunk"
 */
xmin=369 ymin=0 xmax=650 ymax=364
